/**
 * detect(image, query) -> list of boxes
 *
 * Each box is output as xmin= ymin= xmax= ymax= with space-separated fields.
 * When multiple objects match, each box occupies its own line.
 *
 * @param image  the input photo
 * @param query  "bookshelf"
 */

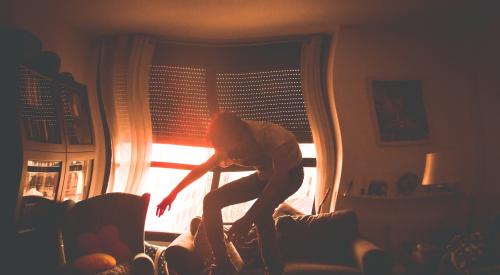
xmin=3 ymin=29 xmax=97 ymax=230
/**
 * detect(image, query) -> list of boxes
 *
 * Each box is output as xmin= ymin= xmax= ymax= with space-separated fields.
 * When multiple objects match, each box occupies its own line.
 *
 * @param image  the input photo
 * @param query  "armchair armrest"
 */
xmin=164 ymin=231 xmax=205 ymax=275
xmin=352 ymin=237 xmax=392 ymax=275
xmin=132 ymin=253 xmax=154 ymax=275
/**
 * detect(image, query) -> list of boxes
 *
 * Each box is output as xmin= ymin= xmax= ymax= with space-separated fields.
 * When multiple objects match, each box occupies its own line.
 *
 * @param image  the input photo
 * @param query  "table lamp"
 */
xmin=421 ymin=152 xmax=459 ymax=192
xmin=422 ymin=151 xmax=474 ymax=231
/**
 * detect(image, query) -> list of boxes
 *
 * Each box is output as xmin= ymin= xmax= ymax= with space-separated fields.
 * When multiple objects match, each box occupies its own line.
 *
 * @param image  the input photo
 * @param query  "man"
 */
xmin=156 ymin=111 xmax=303 ymax=275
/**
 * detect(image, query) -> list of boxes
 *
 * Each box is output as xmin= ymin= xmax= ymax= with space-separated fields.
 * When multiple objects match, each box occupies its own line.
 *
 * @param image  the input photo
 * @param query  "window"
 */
xmin=142 ymin=41 xmax=316 ymax=235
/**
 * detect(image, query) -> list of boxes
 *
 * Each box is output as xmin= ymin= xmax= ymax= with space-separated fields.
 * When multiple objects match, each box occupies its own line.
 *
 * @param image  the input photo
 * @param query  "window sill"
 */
xmin=145 ymin=231 xmax=180 ymax=243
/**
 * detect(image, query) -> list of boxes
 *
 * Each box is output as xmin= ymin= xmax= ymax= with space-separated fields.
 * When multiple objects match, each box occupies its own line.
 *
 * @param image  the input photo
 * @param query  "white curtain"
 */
xmin=301 ymin=33 xmax=343 ymax=213
xmin=99 ymin=35 xmax=156 ymax=194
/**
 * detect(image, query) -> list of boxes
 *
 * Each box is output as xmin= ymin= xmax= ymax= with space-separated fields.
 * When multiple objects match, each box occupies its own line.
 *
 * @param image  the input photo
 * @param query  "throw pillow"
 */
xmin=98 ymin=225 xmax=132 ymax=262
xmin=98 ymin=225 xmax=120 ymax=247
xmin=77 ymin=225 xmax=132 ymax=263
xmin=72 ymin=253 xmax=117 ymax=273
xmin=78 ymin=232 xmax=104 ymax=255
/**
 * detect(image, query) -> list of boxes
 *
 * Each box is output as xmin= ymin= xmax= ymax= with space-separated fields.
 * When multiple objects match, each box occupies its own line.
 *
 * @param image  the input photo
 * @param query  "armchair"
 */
xmin=15 ymin=195 xmax=72 ymax=275
xmin=59 ymin=192 xmax=154 ymax=275
xmin=276 ymin=210 xmax=392 ymax=275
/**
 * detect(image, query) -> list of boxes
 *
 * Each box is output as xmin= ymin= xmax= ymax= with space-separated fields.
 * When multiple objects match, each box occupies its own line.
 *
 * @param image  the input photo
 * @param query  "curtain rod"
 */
xmin=151 ymin=33 xmax=331 ymax=47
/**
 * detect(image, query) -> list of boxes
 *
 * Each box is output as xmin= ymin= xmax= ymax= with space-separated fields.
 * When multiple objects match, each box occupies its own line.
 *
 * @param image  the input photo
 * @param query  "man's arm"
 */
xmin=156 ymin=153 xmax=222 ymax=217
xmin=170 ymin=153 xmax=221 ymax=196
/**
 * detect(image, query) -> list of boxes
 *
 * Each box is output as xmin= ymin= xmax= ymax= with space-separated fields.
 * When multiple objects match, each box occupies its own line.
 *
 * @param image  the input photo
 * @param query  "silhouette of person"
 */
xmin=156 ymin=111 xmax=303 ymax=275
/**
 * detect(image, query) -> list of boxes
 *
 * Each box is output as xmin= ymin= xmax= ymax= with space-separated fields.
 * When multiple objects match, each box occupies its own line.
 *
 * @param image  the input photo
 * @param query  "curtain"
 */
xmin=99 ymin=35 xmax=156 ymax=194
xmin=301 ymin=33 xmax=343 ymax=213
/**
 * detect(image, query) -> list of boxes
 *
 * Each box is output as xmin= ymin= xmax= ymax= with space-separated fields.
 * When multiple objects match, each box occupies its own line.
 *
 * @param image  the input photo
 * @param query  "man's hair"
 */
xmin=207 ymin=111 xmax=251 ymax=147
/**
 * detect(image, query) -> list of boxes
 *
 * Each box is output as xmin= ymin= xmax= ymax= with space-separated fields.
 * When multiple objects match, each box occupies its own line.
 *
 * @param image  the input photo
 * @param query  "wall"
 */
xmin=331 ymin=26 xmax=483 ymax=252
xmin=469 ymin=18 xmax=500 ymax=229
xmin=3 ymin=2 xmax=106 ymax=197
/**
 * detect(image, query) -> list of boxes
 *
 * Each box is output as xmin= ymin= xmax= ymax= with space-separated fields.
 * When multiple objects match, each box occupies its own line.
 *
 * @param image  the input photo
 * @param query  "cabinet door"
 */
xmin=18 ymin=65 xmax=66 ymax=152
xmin=58 ymin=80 xmax=95 ymax=152
xmin=59 ymin=152 xmax=94 ymax=202
xmin=16 ymin=151 xmax=66 ymax=226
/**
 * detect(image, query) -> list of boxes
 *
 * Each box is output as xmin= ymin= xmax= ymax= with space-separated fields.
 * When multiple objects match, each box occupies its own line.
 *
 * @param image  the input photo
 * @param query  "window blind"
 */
xmin=216 ymin=68 xmax=312 ymax=142
xmin=149 ymin=65 xmax=211 ymax=145
xmin=148 ymin=40 xmax=312 ymax=145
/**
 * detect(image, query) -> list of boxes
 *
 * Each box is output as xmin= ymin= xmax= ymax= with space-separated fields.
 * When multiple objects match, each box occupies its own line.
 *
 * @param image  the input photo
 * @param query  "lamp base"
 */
xmin=423 ymin=183 xmax=446 ymax=192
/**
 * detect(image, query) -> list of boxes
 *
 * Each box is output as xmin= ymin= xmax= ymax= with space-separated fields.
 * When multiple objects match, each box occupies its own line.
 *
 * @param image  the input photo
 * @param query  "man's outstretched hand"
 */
xmin=227 ymin=216 xmax=253 ymax=243
xmin=156 ymin=194 xmax=176 ymax=217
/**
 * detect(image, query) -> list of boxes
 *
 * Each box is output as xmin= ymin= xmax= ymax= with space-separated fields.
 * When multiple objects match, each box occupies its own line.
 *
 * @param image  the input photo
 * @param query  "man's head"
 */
xmin=207 ymin=111 xmax=254 ymax=157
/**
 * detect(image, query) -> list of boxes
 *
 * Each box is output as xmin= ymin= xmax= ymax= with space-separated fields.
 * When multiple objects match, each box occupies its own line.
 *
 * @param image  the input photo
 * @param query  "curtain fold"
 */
xmin=301 ymin=34 xmax=341 ymax=213
xmin=99 ymin=35 xmax=156 ymax=194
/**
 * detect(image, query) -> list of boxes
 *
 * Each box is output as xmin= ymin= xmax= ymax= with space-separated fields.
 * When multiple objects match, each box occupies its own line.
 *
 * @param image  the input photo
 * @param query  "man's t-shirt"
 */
xmin=218 ymin=120 xmax=302 ymax=180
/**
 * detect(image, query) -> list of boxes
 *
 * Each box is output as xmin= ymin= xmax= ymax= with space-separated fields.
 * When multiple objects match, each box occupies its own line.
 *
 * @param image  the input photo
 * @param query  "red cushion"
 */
xmin=77 ymin=225 xmax=131 ymax=262
xmin=77 ymin=233 xmax=104 ymax=255
xmin=98 ymin=225 xmax=120 ymax=246
xmin=107 ymin=241 xmax=132 ymax=262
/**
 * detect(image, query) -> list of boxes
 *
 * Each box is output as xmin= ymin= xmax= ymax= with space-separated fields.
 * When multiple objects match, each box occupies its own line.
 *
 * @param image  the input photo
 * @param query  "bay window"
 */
xmin=111 ymin=40 xmax=320 ymax=236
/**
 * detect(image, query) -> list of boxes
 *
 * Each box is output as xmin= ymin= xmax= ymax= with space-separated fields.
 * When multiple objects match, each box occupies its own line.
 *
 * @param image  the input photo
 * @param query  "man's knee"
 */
xmin=203 ymin=191 xmax=220 ymax=211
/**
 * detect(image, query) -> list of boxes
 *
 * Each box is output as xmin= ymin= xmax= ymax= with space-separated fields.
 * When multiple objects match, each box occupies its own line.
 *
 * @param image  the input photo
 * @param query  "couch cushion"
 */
xmin=284 ymin=261 xmax=361 ymax=275
xmin=276 ymin=210 xmax=358 ymax=264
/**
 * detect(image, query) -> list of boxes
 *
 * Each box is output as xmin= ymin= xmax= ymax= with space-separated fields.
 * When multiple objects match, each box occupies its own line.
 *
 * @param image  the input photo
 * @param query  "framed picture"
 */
xmin=368 ymin=79 xmax=430 ymax=145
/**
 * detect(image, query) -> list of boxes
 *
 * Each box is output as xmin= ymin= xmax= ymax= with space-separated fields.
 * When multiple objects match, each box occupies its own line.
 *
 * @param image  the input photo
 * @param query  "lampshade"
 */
xmin=421 ymin=152 xmax=459 ymax=186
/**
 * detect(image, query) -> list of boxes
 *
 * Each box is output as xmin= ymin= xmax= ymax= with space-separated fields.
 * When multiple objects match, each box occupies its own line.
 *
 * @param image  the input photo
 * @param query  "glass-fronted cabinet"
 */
xmin=6 ymin=30 xmax=100 ymax=274
xmin=13 ymin=46 xmax=97 ymax=229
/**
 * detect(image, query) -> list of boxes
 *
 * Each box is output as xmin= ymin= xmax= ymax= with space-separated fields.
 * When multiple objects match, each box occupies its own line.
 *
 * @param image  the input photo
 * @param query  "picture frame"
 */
xmin=368 ymin=79 xmax=430 ymax=145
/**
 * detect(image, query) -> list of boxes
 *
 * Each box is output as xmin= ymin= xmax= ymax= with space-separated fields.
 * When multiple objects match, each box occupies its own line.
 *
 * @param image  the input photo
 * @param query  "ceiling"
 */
xmin=5 ymin=0 xmax=497 ymax=39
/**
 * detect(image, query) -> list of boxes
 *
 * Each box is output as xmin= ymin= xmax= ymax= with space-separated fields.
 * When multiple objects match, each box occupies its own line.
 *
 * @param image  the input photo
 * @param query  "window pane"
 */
xmin=299 ymin=143 xmax=316 ymax=159
xmin=286 ymin=167 xmax=316 ymax=215
xmin=23 ymin=160 xmax=62 ymax=200
xmin=151 ymin=143 xmax=214 ymax=164
xmin=18 ymin=66 xmax=61 ymax=143
xmin=142 ymin=167 xmax=213 ymax=233
xmin=61 ymin=160 xmax=93 ymax=202
xmin=59 ymin=86 xmax=93 ymax=145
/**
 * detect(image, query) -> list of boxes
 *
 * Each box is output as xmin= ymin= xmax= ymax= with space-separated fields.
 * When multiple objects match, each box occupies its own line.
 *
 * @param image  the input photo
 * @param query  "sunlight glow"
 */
xmin=151 ymin=144 xmax=214 ymax=164
xmin=145 ymin=143 xmax=317 ymax=233
xmin=143 ymin=167 xmax=213 ymax=233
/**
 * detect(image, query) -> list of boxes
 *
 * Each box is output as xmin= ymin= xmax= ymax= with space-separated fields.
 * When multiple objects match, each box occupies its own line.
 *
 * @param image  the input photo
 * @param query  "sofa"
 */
xmin=165 ymin=209 xmax=392 ymax=275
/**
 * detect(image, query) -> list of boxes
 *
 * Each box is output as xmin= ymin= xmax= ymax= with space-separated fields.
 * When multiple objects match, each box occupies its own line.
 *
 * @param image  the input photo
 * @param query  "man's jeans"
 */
xmin=202 ymin=165 xmax=304 ymax=274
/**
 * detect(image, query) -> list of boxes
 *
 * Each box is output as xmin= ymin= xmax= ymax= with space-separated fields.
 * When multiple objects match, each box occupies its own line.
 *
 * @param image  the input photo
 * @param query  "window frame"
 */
xmin=146 ymin=153 xmax=316 ymax=242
